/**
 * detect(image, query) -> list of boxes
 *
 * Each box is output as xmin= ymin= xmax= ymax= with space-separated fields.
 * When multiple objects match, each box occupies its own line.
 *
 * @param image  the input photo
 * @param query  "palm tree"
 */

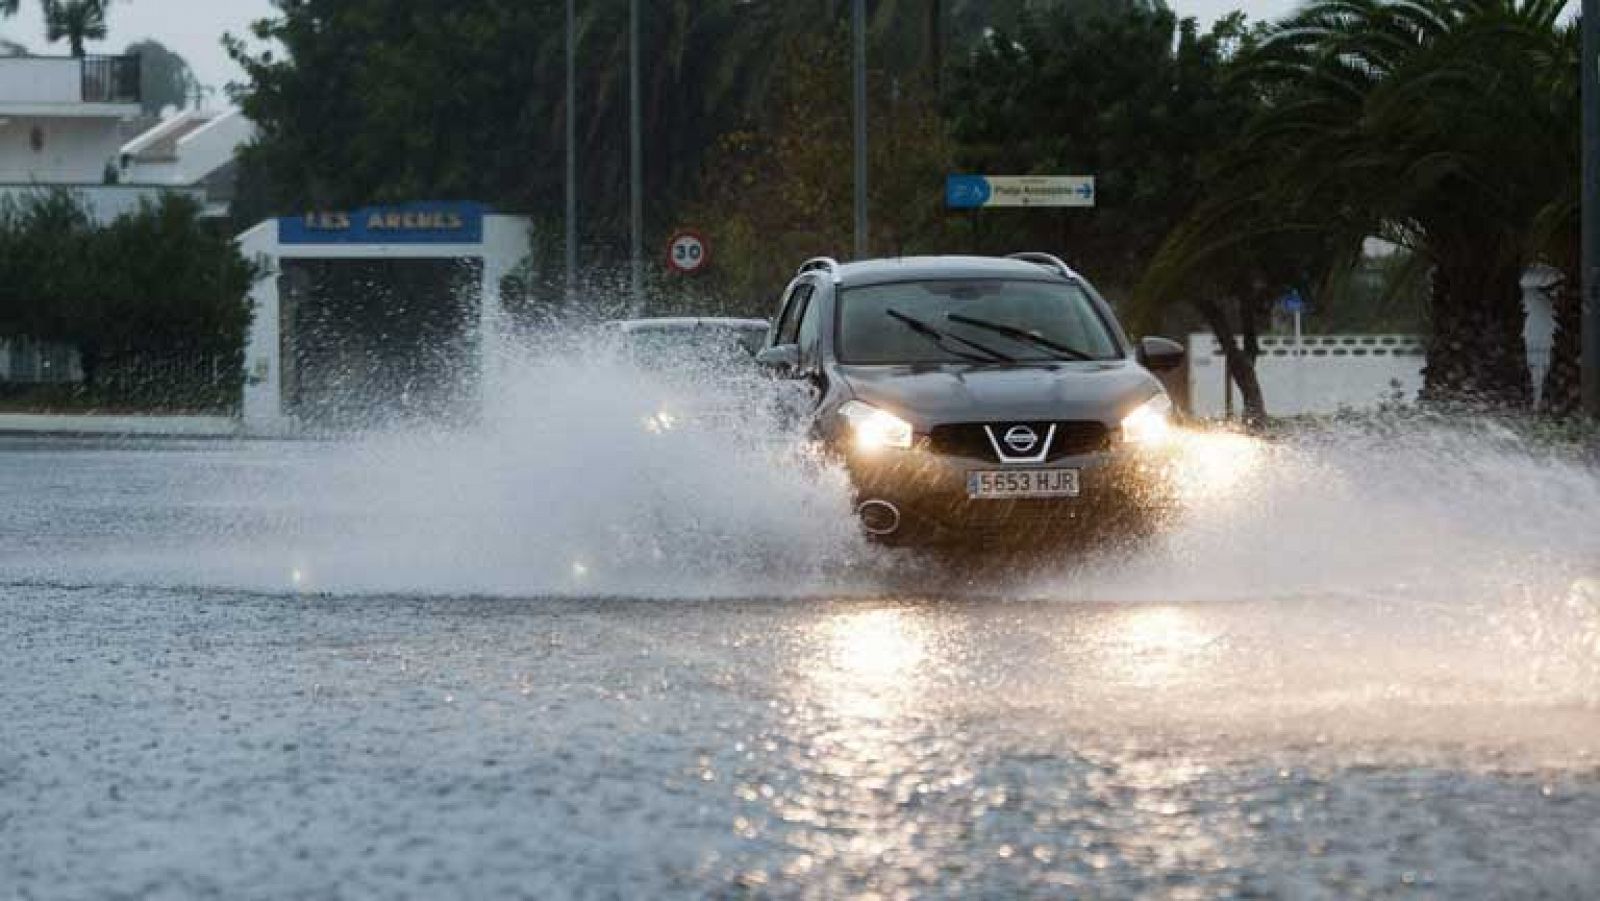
xmin=41 ymin=0 xmax=106 ymax=58
xmin=1143 ymin=0 xmax=1574 ymax=410
xmin=1 ymin=0 xmax=21 ymax=54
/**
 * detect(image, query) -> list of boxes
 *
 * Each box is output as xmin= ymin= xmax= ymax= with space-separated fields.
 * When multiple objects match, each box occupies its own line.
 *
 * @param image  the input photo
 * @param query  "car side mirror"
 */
xmin=1138 ymin=336 xmax=1186 ymax=373
xmin=755 ymin=344 xmax=801 ymax=377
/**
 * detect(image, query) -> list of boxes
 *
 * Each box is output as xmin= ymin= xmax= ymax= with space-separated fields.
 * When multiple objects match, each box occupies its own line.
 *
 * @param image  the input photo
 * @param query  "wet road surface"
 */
xmin=2 ymin=435 xmax=1598 ymax=898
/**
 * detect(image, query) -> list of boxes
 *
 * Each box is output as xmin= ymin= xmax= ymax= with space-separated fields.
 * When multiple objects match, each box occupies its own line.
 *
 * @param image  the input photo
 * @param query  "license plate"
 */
xmin=967 ymin=468 xmax=1081 ymax=499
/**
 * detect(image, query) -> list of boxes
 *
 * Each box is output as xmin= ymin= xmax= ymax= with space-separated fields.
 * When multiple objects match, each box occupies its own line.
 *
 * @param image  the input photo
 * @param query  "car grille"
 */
xmin=925 ymin=421 xmax=1111 ymax=462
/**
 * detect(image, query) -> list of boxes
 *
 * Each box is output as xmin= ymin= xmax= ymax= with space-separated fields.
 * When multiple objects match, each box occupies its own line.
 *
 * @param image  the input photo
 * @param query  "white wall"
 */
xmin=0 ymin=115 xmax=125 ymax=182
xmin=1189 ymin=274 xmax=1564 ymax=417
xmin=0 ymin=184 xmax=206 ymax=223
xmin=237 ymin=214 xmax=533 ymax=436
xmin=1188 ymin=334 xmax=1426 ymax=418
xmin=172 ymin=111 xmax=253 ymax=186
xmin=121 ymin=110 xmax=256 ymax=188
xmin=0 ymin=57 xmax=80 ymax=104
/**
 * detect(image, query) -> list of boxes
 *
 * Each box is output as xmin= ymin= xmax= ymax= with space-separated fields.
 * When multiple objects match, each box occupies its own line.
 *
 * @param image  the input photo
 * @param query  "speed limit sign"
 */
xmin=666 ymin=229 xmax=710 ymax=275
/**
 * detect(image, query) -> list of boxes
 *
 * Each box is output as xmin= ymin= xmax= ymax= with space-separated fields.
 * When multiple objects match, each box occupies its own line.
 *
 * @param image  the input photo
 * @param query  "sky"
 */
xmin=0 ymin=0 xmax=1305 ymax=107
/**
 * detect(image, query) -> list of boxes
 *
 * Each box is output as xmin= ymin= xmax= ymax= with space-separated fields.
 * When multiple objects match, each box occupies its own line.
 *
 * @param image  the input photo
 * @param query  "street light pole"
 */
xmin=629 ymin=0 xmax=645 ymax=315
xmin=853 ymin=0 xmax=868 ymax=260
xmin=565 ymin=0 xmax=577 ymax=308
xmin=1584 ymin=0 xmax=1600 ymax=417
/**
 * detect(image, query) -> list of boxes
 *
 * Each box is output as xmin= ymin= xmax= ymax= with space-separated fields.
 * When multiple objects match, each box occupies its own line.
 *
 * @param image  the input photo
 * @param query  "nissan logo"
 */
xmin=1003 ymin=425 xmax=1039 ymax=454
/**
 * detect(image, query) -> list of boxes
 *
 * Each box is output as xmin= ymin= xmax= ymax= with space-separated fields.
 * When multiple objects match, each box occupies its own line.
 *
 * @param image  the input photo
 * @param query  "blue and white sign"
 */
xmin=279 ymin=202 xmax=487 ymax=245
xmin=1280 ymin=290 xmax=1306 ymax=314
xmin=946 ymin=175 xmax=1095 ymax=209
xmin=946 ymin=175 xmax=994 ymax=209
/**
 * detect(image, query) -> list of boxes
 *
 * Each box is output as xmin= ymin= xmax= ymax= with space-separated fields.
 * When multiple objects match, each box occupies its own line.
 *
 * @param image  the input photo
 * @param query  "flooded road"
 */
xmin=2 ymin=413 xmax=1598 ymax=897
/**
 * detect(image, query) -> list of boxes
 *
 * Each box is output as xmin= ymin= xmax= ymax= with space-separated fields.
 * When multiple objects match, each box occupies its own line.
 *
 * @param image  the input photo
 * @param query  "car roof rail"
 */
xmin=1007 ymin=252 xmax=1080 ymax=280
xmin=797 ymin=257 xmax=843 ymax=283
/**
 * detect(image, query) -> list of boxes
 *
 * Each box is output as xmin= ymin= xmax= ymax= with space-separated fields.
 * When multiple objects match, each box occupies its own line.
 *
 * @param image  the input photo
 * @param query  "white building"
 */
xmin=0 ymin=53 xmax=199 ymax=221
xmin=119 ymin=108 xmax=255 ymax=218
xmin=0 ymin=53 xmax=254 ymax=386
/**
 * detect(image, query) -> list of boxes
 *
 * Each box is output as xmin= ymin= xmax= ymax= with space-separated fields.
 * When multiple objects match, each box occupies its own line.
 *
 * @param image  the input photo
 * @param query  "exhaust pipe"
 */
xmin=857 ymin=499 xmax=902 ymax=537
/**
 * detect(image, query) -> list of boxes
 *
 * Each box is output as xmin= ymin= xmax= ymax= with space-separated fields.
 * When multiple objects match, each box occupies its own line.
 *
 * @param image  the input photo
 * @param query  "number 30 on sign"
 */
xmin=666 ymin=230 xmax=710 ymax=275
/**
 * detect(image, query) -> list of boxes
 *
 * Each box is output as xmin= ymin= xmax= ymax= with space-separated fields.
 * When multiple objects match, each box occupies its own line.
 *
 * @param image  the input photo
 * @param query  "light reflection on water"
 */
xmin=813 ymin=608 xmax=931 ymax=721
xmin=1103 ymin=606 xmax=1221 ymax=689
xmin=1167 ymin=428 xmax=1269 ymax=505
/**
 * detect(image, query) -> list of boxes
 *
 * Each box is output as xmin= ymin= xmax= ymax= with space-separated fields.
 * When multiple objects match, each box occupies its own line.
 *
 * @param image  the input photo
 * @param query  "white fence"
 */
xmin=1187 ymin=274 xmax=1560 ymax=418
xmin=1187 ymin=334 xmax=1425 ymax=418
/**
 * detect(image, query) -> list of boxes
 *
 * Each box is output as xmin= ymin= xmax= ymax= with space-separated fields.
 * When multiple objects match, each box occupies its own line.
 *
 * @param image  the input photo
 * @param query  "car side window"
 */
xmin=775 ymin=284 xmax=813 ymax=347
xmin=796 ymin=286 xmax=825 ymax=366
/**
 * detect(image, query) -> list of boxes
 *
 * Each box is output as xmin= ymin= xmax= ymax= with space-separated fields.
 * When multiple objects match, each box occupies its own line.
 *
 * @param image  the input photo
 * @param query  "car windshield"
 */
xmin=836 ymin=280 xmax=1122 ymax=365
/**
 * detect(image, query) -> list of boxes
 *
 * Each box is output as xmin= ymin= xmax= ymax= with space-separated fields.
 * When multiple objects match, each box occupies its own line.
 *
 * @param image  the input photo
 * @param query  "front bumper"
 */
xmin=840 ymin=440 xmax=1172 ymax=544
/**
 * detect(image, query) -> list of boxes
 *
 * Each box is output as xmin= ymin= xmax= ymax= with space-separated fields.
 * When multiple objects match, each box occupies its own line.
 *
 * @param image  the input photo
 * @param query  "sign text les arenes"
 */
xmin=279 ymin=202 xmax=487 ymax=245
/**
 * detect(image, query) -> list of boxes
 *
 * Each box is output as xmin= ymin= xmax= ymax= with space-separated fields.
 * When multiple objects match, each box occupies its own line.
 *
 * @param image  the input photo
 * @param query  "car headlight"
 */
xmin=642 ymin=410 xmax=679 ymax=434
xmin=1121 ymin=394 xmax=1174 ymax=446
xmin=839 ymin=400 xmax=914 ymax=452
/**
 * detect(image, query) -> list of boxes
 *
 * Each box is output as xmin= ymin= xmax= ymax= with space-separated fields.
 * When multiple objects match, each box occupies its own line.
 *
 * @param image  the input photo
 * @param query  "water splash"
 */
xmin=3 ymin=330 xmax=1594 ymax=613
xmin=1027 ymin=418 xmax=1600 ymax=715
xmin=252 ymin=342 xmax=881 ymax=597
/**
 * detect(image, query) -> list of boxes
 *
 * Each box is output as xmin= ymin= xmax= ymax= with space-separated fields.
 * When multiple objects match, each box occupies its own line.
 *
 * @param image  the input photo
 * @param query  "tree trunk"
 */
xmin=1195 ymin=296 xmax=1266 ymax=426
xmin=1420 ymin=258 xmax=1530 ymax=409
xmin=78 ymin=341 xmax=100 ymax=390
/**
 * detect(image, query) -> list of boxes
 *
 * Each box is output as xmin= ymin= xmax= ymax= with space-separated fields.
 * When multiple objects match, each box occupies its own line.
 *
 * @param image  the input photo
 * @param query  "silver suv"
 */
xmin=756 ymin=253 xmax=1185 ymax=545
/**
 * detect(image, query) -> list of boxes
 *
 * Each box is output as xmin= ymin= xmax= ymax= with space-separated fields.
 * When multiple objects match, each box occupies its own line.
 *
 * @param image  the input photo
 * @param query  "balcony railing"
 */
xmin=81 ymin=55 xmax=140 ymax=104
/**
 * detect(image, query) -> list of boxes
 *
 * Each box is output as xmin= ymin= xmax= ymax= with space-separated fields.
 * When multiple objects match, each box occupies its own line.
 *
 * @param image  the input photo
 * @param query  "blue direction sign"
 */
xmin=1281 ymin=290 xmax=1306 ymax=314
xmin=946 ymin=175 xmax=1095 ymax=209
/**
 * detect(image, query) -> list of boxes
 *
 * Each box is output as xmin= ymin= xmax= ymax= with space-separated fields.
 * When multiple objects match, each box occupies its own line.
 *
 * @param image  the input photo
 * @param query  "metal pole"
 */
xmin=853 ymin=0 xmax=868 ymax=260
xmin=1294 ymin=306 xmax=1305 ymax=408
xmin=565 ymin=0 xmax=577 ymax=308
xmin=1583 ymin=0 xmax=1600 ymax=416
xmin=629 ymin=0 xmax=645 ymax=315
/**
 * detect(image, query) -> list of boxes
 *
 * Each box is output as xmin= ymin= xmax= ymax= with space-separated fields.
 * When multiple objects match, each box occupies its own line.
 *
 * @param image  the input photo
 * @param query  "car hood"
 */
xmin=837 ymin=361 xmax=1163 ymax=428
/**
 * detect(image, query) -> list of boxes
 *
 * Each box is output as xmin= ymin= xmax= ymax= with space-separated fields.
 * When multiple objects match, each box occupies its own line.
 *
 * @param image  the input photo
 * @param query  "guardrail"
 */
xmin=80 ymin=55 xmax=140 ymax=104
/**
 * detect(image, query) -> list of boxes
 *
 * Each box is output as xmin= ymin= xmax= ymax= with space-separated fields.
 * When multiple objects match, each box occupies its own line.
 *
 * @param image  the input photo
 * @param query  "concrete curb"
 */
xmin=0 ymin=414 xmax=241 ymax=438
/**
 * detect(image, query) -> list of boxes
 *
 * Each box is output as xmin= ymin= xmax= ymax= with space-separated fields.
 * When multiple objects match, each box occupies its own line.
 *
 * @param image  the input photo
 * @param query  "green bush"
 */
xmin=0 ymin=189 xmax=255 ymax=412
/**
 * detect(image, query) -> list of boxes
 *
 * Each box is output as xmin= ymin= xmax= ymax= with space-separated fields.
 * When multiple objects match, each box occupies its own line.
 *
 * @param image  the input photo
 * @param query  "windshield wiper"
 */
xmin=945 ymin=313 xmax=1098 ymax=362
xmin=885 ymin=309 xmax=1014 ymax=364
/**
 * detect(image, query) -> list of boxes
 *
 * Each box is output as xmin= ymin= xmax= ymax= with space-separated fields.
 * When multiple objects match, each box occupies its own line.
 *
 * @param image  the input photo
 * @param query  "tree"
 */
xmin=126 ymin=39 xmax=198 ymax=116
xmin=1177 ymin=0 xmax=1573 ymax=410
xmin=0 ymin=190 xmax=255 ymax=408
xmin=223 ymin=0 xmax=1078 ymax=280
xmin=41 ymin=0 xmax=106 ymax=57
xmin=226 ymin=0 xmax=773 ymax=241
xmin=0 ymin=190 xmax=96 ymax=351
xmin=945 ymin=3 xmax=1260 ymax=300
xmin=686 ymin=27 xmax=956 ymax=311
